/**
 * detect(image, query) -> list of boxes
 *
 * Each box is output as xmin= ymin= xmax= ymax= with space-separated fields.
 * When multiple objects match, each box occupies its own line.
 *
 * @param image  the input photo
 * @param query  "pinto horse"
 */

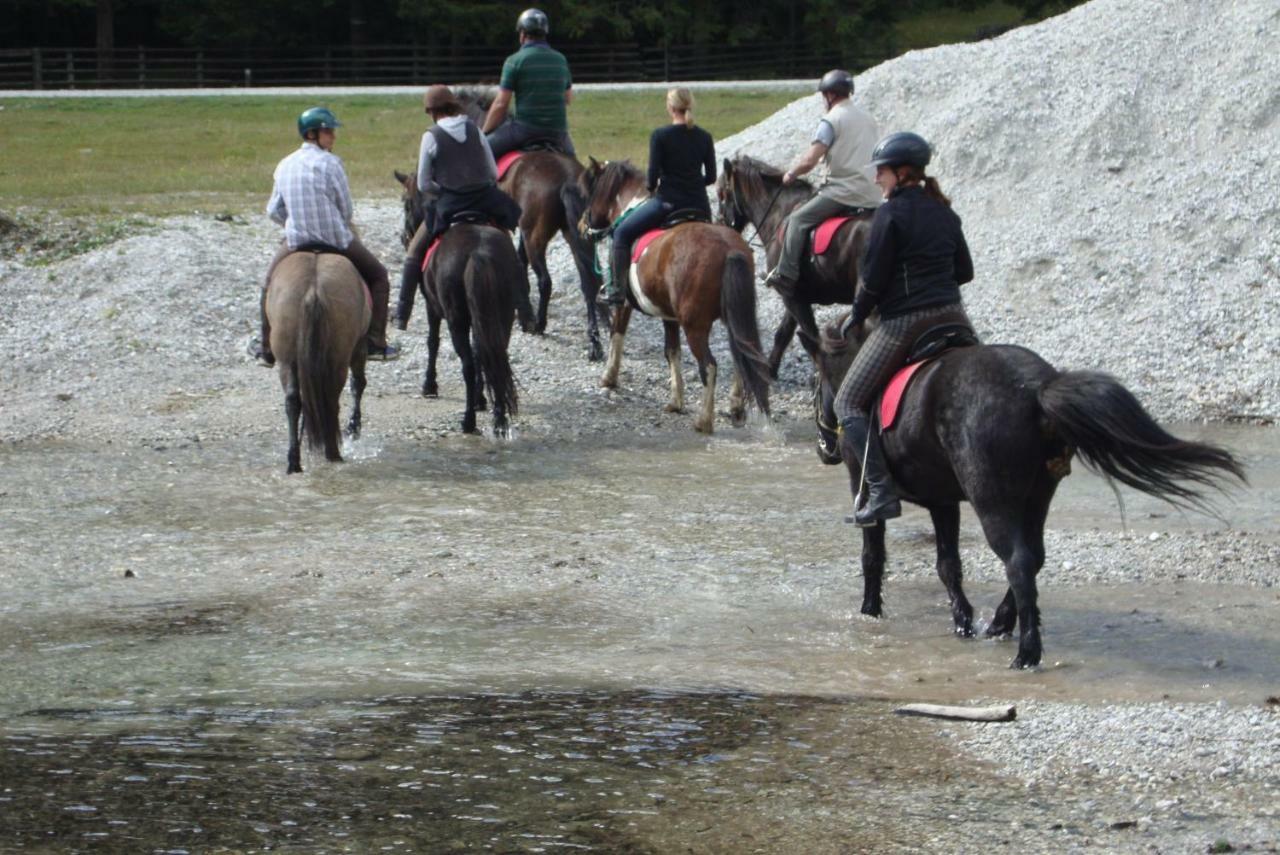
xmin=448 ymin=87 xmax=607 ymax=362
xmin=717 ymin=155 xmax=874 ymax=379
xmin=265 ymin=250 xmax=370 ymax=474
xmin=579 ymin=158 xmax=771 ymax=433
xmin=815 ymin=321 xmax=1245 ymax=668
xmin=418 ymin=224 xmax=521 ymax=437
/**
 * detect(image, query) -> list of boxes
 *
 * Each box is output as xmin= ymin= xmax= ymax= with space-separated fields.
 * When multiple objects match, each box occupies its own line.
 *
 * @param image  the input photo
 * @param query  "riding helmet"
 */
xmin=423 ymin=84 xmax=461 ymax=113
xmin=869 ymin=131 xmax=932 ymax=169
xmin=516 ymin=8 xmax=549 ymax=36
xmin=817 ymin=69 xmax=854 ymax=97
xmin=297 ymin=106 xmax=342 ymax=139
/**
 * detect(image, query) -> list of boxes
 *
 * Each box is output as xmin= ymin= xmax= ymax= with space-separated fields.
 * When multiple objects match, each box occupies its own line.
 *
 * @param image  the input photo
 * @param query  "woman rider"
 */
xmin=603 ymin=87 xmax=717 ymax=306
xmin=835 ymin=131 xmax=976 ymax=526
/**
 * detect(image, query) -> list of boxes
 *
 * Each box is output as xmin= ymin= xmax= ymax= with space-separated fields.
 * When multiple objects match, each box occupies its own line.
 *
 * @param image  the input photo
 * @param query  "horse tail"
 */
xmin=719 ymin=250 xmax=771 ymax=416
xmin=559 ymin=180 xmax=601 ymax=289
xmin=297 ymin=281 xmax=342 ymax=457
xmin=465 ymin=246 xmax=519 ymax=419
xmin=1037 ymin=371 xmax=1245 ymax=511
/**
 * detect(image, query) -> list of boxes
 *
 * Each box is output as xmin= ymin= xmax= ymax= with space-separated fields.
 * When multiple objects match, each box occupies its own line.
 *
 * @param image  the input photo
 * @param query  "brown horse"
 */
xmin=579 ymin=158 xmax=771 ymax=433
xmin=418 ymin=224 xmax=521 ymax=437
xmin=265 ymin=250 xmax=370 ymax=474
xmin=717 ymin=155 xmax=874 ymax=379
xmin=453 ymin=87 xmax=608 ymax=362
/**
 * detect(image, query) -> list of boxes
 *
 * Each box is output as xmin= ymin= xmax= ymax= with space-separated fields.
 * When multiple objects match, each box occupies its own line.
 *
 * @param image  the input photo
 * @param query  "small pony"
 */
xmin=265 ymin=250 xmax=370 ymax=474
xmin=579 ymin=158 xmax=771 ymax=433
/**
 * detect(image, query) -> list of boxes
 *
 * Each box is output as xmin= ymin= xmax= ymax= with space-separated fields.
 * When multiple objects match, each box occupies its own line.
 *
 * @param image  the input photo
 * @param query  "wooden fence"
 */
xmin=0 ymin=43 xmax=885 ymax=90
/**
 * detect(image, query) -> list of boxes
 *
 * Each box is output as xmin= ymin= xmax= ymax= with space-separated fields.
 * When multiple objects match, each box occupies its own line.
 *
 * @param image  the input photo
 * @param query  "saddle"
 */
xmin=630 ymin=210 xmax=709 ymax=264
xmin=495 ymin=151 xmax=523 ymax=182
xmin=283 ymin=244 xmax=371 ymax=311
xmin=879 ymin=323 xmax=979 ymax=431
xmin=812 ymin=207 xmax=875 ymax=256
xmin=421 ymin=211 xmax=496 ymax=272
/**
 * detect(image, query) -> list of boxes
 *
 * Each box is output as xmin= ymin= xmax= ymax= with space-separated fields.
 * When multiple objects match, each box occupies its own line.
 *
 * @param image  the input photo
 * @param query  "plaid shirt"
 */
xmin=266 ymin=142 xmax=354 ymax=250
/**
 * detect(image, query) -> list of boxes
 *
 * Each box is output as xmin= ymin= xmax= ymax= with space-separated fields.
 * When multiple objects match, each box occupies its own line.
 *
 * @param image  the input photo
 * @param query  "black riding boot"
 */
xmin=840 ymin=412 xmax=901 ymax=526
xmin=604 ymin=256 xmax=628 ymax=306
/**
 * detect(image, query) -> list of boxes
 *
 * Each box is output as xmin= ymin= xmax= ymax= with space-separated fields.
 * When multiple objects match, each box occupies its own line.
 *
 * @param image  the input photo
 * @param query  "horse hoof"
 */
xmin=1009 ymin=655 xmax=1040 ymax=670
xmin=663 ymin=403 xmax=684 ymax=414
xmin=600 ymin=378 xmax=617 ymax=390
xmin=588 ymin=345 xmax=603 ymax=363
xmin=860 ymin=602 xmax=882 ymax=618
xmin=729 ymin=408 xmax=747 ymax=427
xmin=286 ymin=463 xmax=302 ymax=475
xmin=423 ymin=383 xmax=439 ymax=398
xmin=693 ymin=420 xmax=714 ymax=434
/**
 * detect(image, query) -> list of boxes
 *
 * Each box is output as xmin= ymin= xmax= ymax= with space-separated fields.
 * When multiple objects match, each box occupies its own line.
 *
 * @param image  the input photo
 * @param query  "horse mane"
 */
xmin=453 ymin=85 xmax=497 ymax=120
xmin=593 ymin=159 xmax=645 ymax=204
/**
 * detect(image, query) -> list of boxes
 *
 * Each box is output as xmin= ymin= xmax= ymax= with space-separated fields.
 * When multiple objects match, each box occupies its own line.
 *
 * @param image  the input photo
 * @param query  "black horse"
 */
xmin=416 ymin=224 xmax=522 ymax=437
xmin=816 ymin=323 xmax=1245 ymax=668
xmin=717 ymin=155 xmax=873 ymax=380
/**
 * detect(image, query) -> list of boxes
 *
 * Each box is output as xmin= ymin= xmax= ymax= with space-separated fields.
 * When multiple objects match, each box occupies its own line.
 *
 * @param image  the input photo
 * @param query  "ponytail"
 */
xmin=896 ymin=165 xmax=951 ymax=207
xmin=666 ymin=87 xmax=695 ymax=126
xmin=922 ymin=175 xmax=951 ymax=208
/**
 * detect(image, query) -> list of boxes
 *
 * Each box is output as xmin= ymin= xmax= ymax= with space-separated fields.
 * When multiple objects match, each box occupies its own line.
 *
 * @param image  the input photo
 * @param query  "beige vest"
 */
xmin=819 ymin=100 xmax=881 ymax=208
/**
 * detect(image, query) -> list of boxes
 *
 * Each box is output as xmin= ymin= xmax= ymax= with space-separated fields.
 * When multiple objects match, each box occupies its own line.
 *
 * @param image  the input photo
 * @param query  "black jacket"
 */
xmin=852 ymin=185 xmax=973 ymax=323
xmin=647 ymin=123 xmax=716 ymax=215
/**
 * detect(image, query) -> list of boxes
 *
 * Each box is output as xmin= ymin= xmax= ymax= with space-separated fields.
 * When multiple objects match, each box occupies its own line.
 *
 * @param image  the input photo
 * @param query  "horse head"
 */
xmin=716 ymin=158 xmax=750 ymax=232
xmin=577 ymin=156 xmax=644 ymax=240
xmin=452 ymin=86 xmax=497 ymax=125
xmin=393 ymin=169 xmax=426 ymax=249
xmin=811 ymin=313 xmax=872 ymax=464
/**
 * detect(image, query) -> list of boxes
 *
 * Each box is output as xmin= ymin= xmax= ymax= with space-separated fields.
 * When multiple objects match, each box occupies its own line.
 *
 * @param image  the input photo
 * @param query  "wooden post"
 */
xmin=138 ymin=46 xmax=145 ymax=87
xmin=32 ymin=48 xmax=43 ymax=90
xmin=66 ymin=51 xmax=75 ymax=89
xmin=196 ymin=50 xmax=204 ymax=87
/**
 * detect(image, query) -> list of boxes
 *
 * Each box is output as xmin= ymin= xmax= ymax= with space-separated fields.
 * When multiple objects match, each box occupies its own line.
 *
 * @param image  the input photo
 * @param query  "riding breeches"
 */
xmin=610 ymin=198 xmax=670 ymax=283
xmin=833 ymin=302 xmax=973 ymax=423
xmin=776 ymin=193 xmax=850 ymax=281
xmin=486 ymin=119 xmax=576 ymax=160
xmin=263 ymin=237 xmax=391 ymax=350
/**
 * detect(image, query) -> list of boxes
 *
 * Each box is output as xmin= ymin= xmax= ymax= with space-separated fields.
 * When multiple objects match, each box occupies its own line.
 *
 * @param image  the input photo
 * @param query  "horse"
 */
xmin=264 ymin=250 xmax=370 ymax=474
xmin=418 ymin=224 xmax=521 ymax=437
xmin=450 ymin=87 xmax=609 ymax=362
xmin=578 ymin=158 xmax=771 ymax=433
xmin=814 ymin=321 xmax=1246 ymax=668
xmin=717 ymin=154 xmax=874 ymax=379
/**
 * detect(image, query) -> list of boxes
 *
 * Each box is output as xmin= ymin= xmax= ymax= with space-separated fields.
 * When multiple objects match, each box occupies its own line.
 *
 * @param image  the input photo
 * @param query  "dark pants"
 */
xmin=261 ymin=236 xmax=391 ymax=353
xmin=395 ymin=186 xmax=522 ymax=326
xmin=609 ymin=198 xmax=671 ymax=296
xmin=834 ymin=302 xmax=973 ymax=422
xmin=486 ymin=118 xmax=575 ymax=160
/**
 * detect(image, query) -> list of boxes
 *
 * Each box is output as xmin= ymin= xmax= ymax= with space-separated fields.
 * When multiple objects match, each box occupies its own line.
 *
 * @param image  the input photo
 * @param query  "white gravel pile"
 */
xmin=717 ymin=0 xmax=1280 ymax=423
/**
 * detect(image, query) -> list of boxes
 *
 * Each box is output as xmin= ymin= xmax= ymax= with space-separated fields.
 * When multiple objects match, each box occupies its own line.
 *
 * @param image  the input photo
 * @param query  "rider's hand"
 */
xmin=782 ymin=171 xmax=796 ymax=186
xmin=839 ymin=313 xmax=861 ymax=339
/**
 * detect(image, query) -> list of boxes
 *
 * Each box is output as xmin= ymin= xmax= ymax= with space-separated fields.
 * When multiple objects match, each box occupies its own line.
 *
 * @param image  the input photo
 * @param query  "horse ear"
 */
xmin=394 ymin=169 xmax=410 ymax=187
xmin=723 ymin=158 xmax=732 ymax=175
xmin=587 ymin=155 xmax=600 ymax=171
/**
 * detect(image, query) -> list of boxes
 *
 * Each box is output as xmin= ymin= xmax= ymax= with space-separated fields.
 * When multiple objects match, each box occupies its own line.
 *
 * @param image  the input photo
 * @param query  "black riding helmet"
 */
xmin=869 ymin=131 xmax=932 ymax=169
xmin=517 ymin=8 xmax=549 ymax=36
xmin=817 ymin=69 xmax=854 ymax=97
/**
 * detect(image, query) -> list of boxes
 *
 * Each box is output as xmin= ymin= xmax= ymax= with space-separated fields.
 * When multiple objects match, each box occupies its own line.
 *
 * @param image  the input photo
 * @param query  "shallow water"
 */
xmin=0 ymin=421 xmax=1276 ymax=849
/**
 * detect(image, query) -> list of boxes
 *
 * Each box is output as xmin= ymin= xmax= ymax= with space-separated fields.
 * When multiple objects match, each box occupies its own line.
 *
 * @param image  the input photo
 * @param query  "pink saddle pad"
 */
xmin=879 ymin=359 xmax=932 ymax=431
xmin=631 ymin=229 xmax=666 ymax=264
xmin=496 ymin=151 xmax=523 ymax=182
xmin=813 ymin=216 xmax=854 ymax=255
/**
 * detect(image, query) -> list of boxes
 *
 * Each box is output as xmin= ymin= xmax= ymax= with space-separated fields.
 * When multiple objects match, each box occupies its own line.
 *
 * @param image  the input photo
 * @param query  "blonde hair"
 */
xmin=666 ymin=87 xmax=695 ymax=124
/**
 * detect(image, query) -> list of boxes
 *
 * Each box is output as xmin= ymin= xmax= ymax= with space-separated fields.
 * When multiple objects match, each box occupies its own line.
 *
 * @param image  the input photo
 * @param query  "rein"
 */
xmin=742 ymin=181 xmax=785 ymax=251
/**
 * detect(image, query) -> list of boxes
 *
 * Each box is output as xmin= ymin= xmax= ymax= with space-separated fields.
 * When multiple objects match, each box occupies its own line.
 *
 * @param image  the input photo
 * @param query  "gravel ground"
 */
xmin=1 ymin=0 xmax=1278 ymax=850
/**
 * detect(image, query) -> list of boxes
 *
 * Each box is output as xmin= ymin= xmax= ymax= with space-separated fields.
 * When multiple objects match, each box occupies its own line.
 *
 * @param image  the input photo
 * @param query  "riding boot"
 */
xmin=604 ymin=256 xmax=628 ymax=306
xmin=840 ymin=412 xmax=901 ymax=526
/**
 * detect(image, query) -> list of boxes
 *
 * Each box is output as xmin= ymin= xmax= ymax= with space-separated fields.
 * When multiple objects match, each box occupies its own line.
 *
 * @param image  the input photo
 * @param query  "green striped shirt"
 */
xmin=499 ymin=43 xmax=572 ymax=132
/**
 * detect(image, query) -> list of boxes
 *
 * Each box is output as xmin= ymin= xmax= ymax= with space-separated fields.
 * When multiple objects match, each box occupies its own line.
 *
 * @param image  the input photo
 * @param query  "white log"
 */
xmin=894 ymin=703 xmax=1017 ymax=722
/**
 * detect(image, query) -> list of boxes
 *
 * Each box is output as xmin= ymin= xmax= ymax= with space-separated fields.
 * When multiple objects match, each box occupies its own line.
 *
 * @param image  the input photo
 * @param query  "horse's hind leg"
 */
xmin=684 ymin=325 xmax=717 ymax=434
xmin=768 ymin=313 xmax=798 ymax=380
xmin=860 ymin=521 xmax=887 ymax=617
xmin=515 ymin=230 xmax=537 ymax=333
xmin=448 ymin=320 xmax=480 ymax=434
xmin=929 ymin=504 xmax=974 ymax=637
xmin=562 ymin=224 xmax=605 ymax=362
xmin=526 ymin=230 xmax=553 ymax=335
xmin=347 ymin=351 xmax=368 ymax=438
xmin=975 ymin=501 xmax=1048 ymax=668
xmin=284 ymin=365 xmax=303 ymax=474
xmin=986 ymin=588 xmax=1017 ymax=638
xmin=662 ymin=321 xmax=685 ymax=414
xmin=471 ymin=333 xmax=488 ymax=412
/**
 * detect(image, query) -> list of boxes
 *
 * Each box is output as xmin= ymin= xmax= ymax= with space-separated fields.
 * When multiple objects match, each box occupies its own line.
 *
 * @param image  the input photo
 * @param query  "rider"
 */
xmin=763 ymin=69 xmax=880 ymax=297
xmin=482 ymin=8 xmax=575 ymax=160
xmin=603 ymin=87 xmax=716 ymax=306
xmin=834 ymin=131 xmax=975 ymax=526
xmin=253 ymin=106 xmax=398 ymax=365
xmin=396 ymin=85 xmax=523 ymax=326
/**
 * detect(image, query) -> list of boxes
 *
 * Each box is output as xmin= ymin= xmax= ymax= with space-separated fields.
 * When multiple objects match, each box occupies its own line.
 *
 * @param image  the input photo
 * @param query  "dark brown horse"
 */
xmin=579 ymin=159 xmax=771 ymax=433
xmin=418 ymin=224 xmax=521 ymax=437
xmin=451 ymin=87 xmax=608 ymax=362
xmin=815 ymin=320 xmax=1245 ymax=668
xmin=717 ymin=155 xmax=874 ymax=380
xmin=264 ymin=250 xmax=370 ymax=473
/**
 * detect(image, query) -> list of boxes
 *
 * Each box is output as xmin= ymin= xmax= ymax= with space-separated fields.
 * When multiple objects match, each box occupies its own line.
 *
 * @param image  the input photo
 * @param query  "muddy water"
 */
xmin=0 ymin=422 xmax=1276 ymax=850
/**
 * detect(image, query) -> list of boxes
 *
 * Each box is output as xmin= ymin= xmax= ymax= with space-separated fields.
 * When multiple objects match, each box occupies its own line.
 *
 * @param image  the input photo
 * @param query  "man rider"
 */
xmin=252 ymin=106 xmax=398 ymax=365
xmin=482 ymin=8 xmax=575 ymax=159
xmin=395 ymin=85 xmax=522 ymax=327
xmin=763 ymin=70 xmax=880 ymax=296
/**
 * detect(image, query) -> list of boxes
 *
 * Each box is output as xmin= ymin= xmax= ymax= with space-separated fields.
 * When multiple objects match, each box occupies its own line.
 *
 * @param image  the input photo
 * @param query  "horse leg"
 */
xmin=685 ymin=326 xmax=717 ymax=434
xmin=471 ymin=333 xmax=488 ymax=412
xmin=515 ymin=229 xmax=537 ymax=333
xmin=449 ymin=319 xmax=480 ymax=434
xmin=284 ymin=364 xmax=303 ymax=475
xmin=727 ymin=372 xmax=746 ymax=426
xmin=768 ymin=313 xmax=798 ymax=380
xmin=662 ymin=320 xmax=685 ymax=414
xmin=860 ymin=521 xmax=887 ymax=617
xmin=929 ymin=504 xmax=974 ymax=638
xmin=423 ymin=301 xmax=442 ymax=398
xmin=562 ymin=224 xmax=605 ymax=362
xmin=986 ymin=589 xmax=1018 ymax=639
xmin=601 ymin=305 xmax=632 ymax=389
xmin=975 ymin=504 xmax=1044 ymax=668
xmin=346 ymin=350 xmax=367 ymax=438
xmin=526 ymin=231 xmax=553 ymax=335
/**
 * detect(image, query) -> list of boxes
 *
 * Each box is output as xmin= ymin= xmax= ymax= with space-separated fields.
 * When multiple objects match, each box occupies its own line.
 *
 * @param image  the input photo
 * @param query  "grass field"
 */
xmin=0 ymin=89 xmax=808 ymax=218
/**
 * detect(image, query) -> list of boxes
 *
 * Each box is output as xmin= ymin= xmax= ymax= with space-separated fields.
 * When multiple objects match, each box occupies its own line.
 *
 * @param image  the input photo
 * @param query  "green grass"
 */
xmin=0 ymin=89 xmax=807 ymax=218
